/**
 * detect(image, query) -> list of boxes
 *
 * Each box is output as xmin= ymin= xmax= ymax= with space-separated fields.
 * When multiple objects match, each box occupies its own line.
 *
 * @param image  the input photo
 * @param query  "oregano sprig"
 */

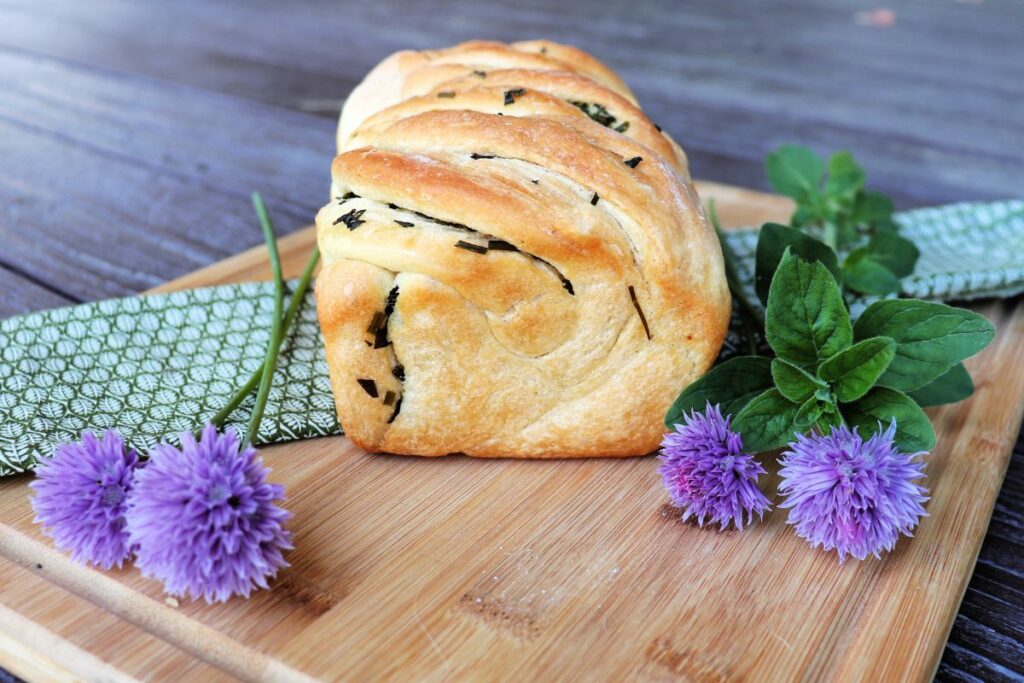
xmin=667 ymin=248 xmax=994 ymax=453
xmin=764 ymin=145 xmax=919 ymax=296
xmin=661 ymin=146 xmax=983 ymax=560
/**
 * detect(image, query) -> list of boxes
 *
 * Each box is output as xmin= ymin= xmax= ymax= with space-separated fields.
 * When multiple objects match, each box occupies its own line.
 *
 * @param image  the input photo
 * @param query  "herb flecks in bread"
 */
xmin=336 ymin=40 xmax=690 ymax=177
xmin=316 ymin=39 xmax=730 ymax=457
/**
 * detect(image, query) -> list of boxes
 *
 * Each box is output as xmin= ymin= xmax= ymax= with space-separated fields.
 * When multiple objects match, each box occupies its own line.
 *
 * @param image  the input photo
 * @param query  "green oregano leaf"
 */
xmin=754 ymin=223 xmax=842 ymax=305
xmin=865 ymin=232 xmax=920 ymax=278
xmin=664 ymin=356 xmax=772 ymax=428
xmin=818 ymin=336 xmax=896 ymax=402
xmin=851 ymin=190 xmax=897 ymax=232
xmin=814 ymin=402 xmax=846 ymax=434
xmin=771 ymin=358 xmax=827 ymax=403
xmin=765 ymin=145 xmax=824 ymax=202
xmin=853 ymin=299 xmax=995 ymax=391
xmin=823 ymin=151 xmax=865 ymax=198
xmin=765 ymin=250 xmax=852 ymax=368
xmin=844 ymin=250 xmax=902 ymax=295
xmin=907 ymin=362 xmax=974 ymax=407
xmin=833 ymin=219 xmax=860 ymax=252
xmin=791 ymin=203 xmax=819 ymax=229
xmin=793 ymin=397 xmax=825 ymax=430
xmin=732 ymin=388 xmax=801 ymax=452
xmin=841 ymin=387 xmax=936 ymax=452
xmin=844 ymin=231 xmax=920 ymax=296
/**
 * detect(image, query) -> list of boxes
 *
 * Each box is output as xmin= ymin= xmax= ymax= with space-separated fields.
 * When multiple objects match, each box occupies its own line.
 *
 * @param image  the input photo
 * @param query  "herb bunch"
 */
xmin=667 ymin=146 xmax=995 ymax=454
xmin=764 ymin=145 xmax=920 ymax=297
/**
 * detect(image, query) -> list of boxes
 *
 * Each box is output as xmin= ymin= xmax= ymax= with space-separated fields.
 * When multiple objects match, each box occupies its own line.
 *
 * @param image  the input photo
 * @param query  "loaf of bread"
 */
xmin=316 ymin=39 xmax=730 ymax=457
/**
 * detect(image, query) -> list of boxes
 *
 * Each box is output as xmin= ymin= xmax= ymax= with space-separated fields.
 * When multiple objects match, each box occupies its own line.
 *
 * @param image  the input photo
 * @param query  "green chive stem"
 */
xmin=208 ymin=245 xmax=320 ymax=432
xmin=243 ymin=192 xmax=286 ymax=447
xmin=708 ymin=200 xmax=764 ymax=355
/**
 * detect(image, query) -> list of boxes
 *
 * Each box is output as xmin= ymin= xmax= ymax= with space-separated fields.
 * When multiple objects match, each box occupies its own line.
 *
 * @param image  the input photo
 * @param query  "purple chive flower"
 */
xmin=30 ymin=430 xmax=140 ymax=570
xmin=658 ymin=403 xmax=771 ymax=530
xmin=778 ymin=422 xmax=928 ymax=562
xmin=126 ymin=424 xmax=292 ymax=603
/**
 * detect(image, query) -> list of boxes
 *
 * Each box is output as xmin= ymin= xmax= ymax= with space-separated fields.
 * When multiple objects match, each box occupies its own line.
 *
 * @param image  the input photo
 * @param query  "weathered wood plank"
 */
xmin=943 ymin=439 xmax=1024 ymax=680
xmin=0 ymin=47 xmax=334 ymax=301
xmin=0 ymin=267 xmax=73 ymax=318
xmin=0 ymin=0 xmax=1021 ymax=206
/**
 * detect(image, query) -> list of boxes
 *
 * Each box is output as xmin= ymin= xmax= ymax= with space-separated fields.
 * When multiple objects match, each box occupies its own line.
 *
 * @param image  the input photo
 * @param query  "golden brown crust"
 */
xmin=337 ymin=40 xmax=679 ymax=162
xmin=338 ymin=44 xmax=688 ymax=173
xmin=319 ymin=41 xmax=729 ymax=458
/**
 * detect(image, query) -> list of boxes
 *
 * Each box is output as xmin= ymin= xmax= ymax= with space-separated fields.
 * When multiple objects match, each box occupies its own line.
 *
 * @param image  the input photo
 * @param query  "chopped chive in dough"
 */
xmin=590 ymin=192 xmax=600 ymax=206
xmin=487 ymin=240 xmax=517 ymax=251
xmin=357 ymin=378 xmax=378 ymax=398
xmin=384 ymin=286 xmax=399 ymax=315
xmin=654 ymin=123 xmax=662 ymax=132
xmin=392 ymin=364 xmax=405 ymax=382
xmin=531 ymin=179 xmax=539 ymax=184
xmin=343 ymin=192 xmax=359 ymax=199
xmin=539 ymin=46 xmax=548 ymax=54
xmin=472 ymin=70 xmax=487 ymax=78
xmin=373 ymin=326 xmax=391 ymax=349
xmin=414 ymin=211 xmax=469 ymax=231
xmin=628 ymin=285 xmax=652 ymax=340
xmin=437 ymin=91 xmax=456 ymax=98
xmin=615 ymin=121 xmax=630 ymax=133
xmin=364 ymin=340 xmax=372 ymax=347
xmin=624 ymin=156 xmax=644 ymax=168
xmin=366 ymin=311 xmax=385 ymax=334
xmin=395 ymin=219 xmax=414 ymax=228
xmin=388 ymin=203 xmax=398 ymax=209
xmin=335 ymin=208 xmax=366 ymax=230
xmin=455 ymin=240 xmax=488 ymax=254
xmin=562 ymin=278 xmax=575 ymax=296
xmin=387 ymin=397 xmax=402 ymax=424
xmin=383 ymin=390 xmax=396 ymax=407
xmin=569 ymin=101 xmax=616 ymax=128
xmin=470 ymin=153 xmax=496 ymax=159
xmin=504 ymin=88 xmax=526 ymax=105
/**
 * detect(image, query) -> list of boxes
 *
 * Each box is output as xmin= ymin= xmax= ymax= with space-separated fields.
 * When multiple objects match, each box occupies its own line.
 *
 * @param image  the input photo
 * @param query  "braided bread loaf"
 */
xmin=316 ymin=40 xmax=730 ymax=458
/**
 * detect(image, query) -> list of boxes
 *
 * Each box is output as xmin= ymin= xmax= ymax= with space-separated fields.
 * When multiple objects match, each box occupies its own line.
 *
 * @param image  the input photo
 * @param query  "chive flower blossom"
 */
xmin=126 ymin=424 xmax=292 ymax=603
xmin=778 ymin=422 xmax=928 ymax=562
xmin=658 ymin=403 xmax=771 ymax=530
xmin=30 ymin=430 xmax=140 ymax=569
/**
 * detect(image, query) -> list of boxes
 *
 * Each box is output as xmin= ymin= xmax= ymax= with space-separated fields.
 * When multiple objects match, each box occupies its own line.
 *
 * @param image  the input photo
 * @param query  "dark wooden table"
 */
xmin=1 ymin=1 xmax=1021 ymax=679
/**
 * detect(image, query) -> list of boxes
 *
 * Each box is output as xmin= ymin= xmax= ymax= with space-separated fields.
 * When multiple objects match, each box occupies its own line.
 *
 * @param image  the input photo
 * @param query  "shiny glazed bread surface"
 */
xmin=316 ymin=39 xmax=730 ymax=457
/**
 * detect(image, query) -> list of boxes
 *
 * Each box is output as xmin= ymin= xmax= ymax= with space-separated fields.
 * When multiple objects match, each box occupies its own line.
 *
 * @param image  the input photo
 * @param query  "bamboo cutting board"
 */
xmin=0 ymin=181 xmax=1021 ymax=683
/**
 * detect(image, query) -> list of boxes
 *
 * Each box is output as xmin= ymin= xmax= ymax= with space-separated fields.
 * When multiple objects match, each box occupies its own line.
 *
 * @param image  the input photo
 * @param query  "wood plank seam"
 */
xmin=0 ymin=602 xmax=134 ymax=683
xmin=0 ymin=528 xmax=315 ymax=683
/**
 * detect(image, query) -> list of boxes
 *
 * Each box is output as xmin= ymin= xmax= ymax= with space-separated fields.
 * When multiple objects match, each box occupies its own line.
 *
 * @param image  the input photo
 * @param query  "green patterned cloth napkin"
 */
xmin=1 ymin=200 xmax=1021 ymax=476
xmin=0 ymin=282 xmax=339 ymax=476
xmin=724 ymin=199 xmax=1024 ymax=304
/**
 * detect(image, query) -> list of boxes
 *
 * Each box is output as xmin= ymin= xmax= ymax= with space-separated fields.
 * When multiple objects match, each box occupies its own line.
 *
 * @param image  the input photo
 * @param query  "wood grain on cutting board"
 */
xmin=0 ymin=181 xmax=1020 ymax=682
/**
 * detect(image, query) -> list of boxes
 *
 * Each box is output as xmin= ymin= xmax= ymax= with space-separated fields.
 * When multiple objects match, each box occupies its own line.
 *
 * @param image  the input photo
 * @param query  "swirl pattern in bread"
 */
xmin=316 ymin=39 xmax=730 ymax=457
